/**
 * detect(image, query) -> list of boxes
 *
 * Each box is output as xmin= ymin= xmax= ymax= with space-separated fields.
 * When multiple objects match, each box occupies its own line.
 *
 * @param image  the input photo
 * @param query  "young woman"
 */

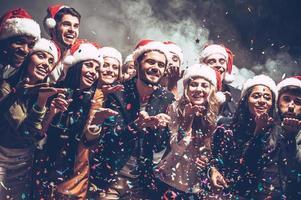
xmin=211 ymin=75 xmax=279 ymax=198
xmin=0 ymin=38 xmax=61 ymax=199
xmin=155 ymin=64 xmax=223 ymax=199
xmin=33 ymin=41 xmax=104 ymax=199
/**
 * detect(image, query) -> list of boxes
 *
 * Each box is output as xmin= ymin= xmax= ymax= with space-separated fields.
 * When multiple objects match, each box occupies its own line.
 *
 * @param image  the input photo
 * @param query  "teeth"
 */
xmin=65 ymin=34 xmax=74 ymax=39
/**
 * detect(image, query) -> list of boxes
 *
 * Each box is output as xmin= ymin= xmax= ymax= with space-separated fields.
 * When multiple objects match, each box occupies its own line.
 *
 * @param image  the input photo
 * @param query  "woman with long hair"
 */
xmin=0 ymin=38 xmax=62 ymax=199
xmin=211 ymin=75 xmax=279 ymax=198
xmin=33 ymin=40 xmax=104 ymax=199
xmin=155 ymin=64 xmax=223 ymax=199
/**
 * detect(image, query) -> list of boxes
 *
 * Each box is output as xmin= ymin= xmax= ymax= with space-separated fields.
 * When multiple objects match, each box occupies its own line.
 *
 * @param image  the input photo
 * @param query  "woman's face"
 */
xmin=99 ymin=57 xmax=120 ymax=84
xmin=80 ymin=59 xmax=100 ymax=89
xmin=187 ymin=77 xmax=211 ymax=105
xmin=27 ymin=51 xmax=55 ymax=82
xmin=248 ymin=85 xmax=273 ymax=117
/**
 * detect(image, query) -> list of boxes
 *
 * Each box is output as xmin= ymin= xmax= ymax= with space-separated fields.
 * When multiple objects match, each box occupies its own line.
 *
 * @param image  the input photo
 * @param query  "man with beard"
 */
xmin=0 ymin=8 xmax=41 ymax=79
xmin=43 ymin=4 xmax=81 ymax=82
xmin=88 ymin=39 xmax=174 ymax=199
xmin=199 ymin=44 xmax=240 ymax=119
xmin=277 ymin=76 xmax=301 ymax=166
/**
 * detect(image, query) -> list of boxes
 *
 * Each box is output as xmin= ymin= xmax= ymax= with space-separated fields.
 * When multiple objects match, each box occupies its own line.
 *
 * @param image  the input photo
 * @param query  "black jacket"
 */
xmin=89 ymin=78 xmax=175 ymax=188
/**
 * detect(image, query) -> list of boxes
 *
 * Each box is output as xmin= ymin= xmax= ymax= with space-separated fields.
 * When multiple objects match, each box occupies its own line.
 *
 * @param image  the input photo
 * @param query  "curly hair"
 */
xmin=178 ymin=77 xmax=220 ymax=134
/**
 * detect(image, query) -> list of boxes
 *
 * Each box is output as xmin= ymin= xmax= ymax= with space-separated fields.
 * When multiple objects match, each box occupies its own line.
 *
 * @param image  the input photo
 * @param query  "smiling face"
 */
xmin=99 ymin=57 xmax=120 ymax=85
xmin=6 ymin=36 xmax=36 ymax=68
xmin=54 ymin=14 xmax=79 ymax=47
xmin=138 ymin=51 xmax=167 ymax=86
xmin=204 ymin=53 xmax=227 ymax=81
xmin=248 ymin=85 xmax=273 ymax=117
xmin=80 ymin=60 xmax=100 ymax=89
xmin=27 ymin=51 xmax=55 ymax=82
xmin=187 ymin=77 xmax=211 ymax=105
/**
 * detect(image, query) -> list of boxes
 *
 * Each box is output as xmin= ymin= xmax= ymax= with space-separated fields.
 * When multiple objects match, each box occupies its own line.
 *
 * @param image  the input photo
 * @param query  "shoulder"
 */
xmin=154 ymin=86 xmax=175 ymax=104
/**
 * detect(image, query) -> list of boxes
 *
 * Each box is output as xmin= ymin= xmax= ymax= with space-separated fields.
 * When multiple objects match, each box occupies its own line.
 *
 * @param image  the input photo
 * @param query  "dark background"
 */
xmin=1 ymin=0 xmax=300 ymax=83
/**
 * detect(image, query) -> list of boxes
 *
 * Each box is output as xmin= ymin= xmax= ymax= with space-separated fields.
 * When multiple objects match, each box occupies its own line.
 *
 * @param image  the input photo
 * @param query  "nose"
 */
xmin=258 ymin=96 xmax=267 ymax=104
xmin=19 ymin=44 xmax=30 ymax=55
xmin=288 ymin=100 xmax=295 ymax=112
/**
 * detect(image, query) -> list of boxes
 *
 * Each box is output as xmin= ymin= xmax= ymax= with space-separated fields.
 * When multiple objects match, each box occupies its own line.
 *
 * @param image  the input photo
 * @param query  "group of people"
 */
xmin=0 ymin=4 xmax=300 ymax=200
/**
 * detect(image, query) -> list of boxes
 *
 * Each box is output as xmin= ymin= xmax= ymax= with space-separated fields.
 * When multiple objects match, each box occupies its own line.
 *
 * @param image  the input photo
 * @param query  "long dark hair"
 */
xmin=231 ymin=85 xmax=277 ymax=148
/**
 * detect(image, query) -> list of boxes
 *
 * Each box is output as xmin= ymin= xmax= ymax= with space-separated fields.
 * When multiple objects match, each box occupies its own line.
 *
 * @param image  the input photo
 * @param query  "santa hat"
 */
xmin=241 ymin=75 xmax=277 ymax=98
xmin=63 ymin=39 xmax=103 ymax=67
xmin=277 ymin=76 xmax=301 ymax=93
xmin=31 ymin=38 xmax=60 ymax=63
xmin=124 ymin=53 xmax=133 ymax=64
xmin=0 ymin=8 xmax=41 ymax=40
xmin=163 ymin=41 xmax=184 ymax=64
xmin=183 ymin=64 xmax=226 ymax=103
xmin=199 ymin=44 xmax=235 ymax=83
xmin=132 ymin=39 xmax=170 ymax=62
xmin=99 ymin=47 xmax=122 ymax=65
xmin=44 ymin=4 xmax=70 ymax=33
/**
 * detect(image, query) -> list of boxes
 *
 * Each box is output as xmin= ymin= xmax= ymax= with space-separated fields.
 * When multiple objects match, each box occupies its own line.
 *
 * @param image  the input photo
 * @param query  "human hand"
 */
xmin=282 ymin=117 xmax=301 ymax=135
xmin=254 ymin=113 xmax=273 ymax=134
xmin=37 ymin=87 xmax=67 ymax=108
xmin=210 ymin=167 xmax=228 ymax=189
xmin=102 ymin=84 xmax=124 ymax=96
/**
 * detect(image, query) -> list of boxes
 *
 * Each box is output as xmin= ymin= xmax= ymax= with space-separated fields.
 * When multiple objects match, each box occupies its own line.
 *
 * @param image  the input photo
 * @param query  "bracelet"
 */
xmin=32 ymin=103 xmax=46 ymax=114
xmin=86 ymin=124 xmax=102 ymax=135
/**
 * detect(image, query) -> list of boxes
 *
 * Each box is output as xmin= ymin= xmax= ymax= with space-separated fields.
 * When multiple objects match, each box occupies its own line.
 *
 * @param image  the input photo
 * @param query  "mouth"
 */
xmin=146 ymin=68 xmax=160 ymax=78
xmin=283 ymin=112 xmax=297 ymax=119
xmin=35 ymin=66 xmax=48 ymax=77
xmin=84 ymin=74 xmax=96 ymax=84
xmin=64 ymin=33 xmax=75 ymax=41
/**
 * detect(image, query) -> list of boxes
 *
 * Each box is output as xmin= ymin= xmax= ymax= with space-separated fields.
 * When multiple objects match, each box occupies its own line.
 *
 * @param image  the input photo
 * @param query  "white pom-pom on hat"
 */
xmin=45 ymin=17 xmax=56 ymax=29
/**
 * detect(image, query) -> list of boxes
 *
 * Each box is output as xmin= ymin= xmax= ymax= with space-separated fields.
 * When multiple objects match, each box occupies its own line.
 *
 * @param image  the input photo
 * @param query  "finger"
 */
xmin=180 ymin=70 xmax=185 ymax=78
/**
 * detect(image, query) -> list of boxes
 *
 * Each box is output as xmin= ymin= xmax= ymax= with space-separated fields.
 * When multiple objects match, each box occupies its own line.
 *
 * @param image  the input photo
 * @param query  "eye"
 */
xmin=172 ymin=55 xmax=179 ymax=62
xmin=95 ymin=66 xmax=100 ymax=72
xmin=62 ymin=21 xmax=71 ymax=27
xmin=145 ymin=59 xmax=156 ymax=65
xmin=112 ymin=65 xmax=119 ymax=70
xmin=28 ymin=42 xmax=35 ymax=49
xmin=189 ymin=81 xmax=198 ymax=88
xmin=219 ymin=58 xmax=226 ymax=65
xmin=48 ymin=58 xmax=54 ymax=65
xmin=158 ymin=62 xmax=166 ymax=69
xmin=103 ymin=63 xmax=109 ymax=68
xmin=74 ymin=23 xmax=80 ymax=29
xmin=207 ymin=59 xmax=216 ymax=65
xmin=201 ymin=82 xmax=209 ymax=88
xmin=282 ymin=95 xmax=291 ymax=102
xmin=251 ymin=93 xmax=260 ymax=99
xmin=263 ymin=94 xmax=272 ymax=101
xmin=295 ymin=98 xmax=301 ymax=106
xmin=36 ymin=52 xmax=45 ymax=59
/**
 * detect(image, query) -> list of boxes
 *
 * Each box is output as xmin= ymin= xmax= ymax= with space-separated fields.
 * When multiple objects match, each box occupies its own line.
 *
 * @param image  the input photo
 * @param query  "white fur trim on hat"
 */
xmin=99 ymin=47 xmax=122 ymax=65
xmin=183 ymin=64 xmax=217 ymax=87
xmin=165 ymin=43 xmax=184 ymax=64
xmin=216 ymin=91 xmax=226 ymax=104
xmin=133 ymin=41 xmax=170 ymax=62
xmin=124 ymin=53 xmax=133 ymax=64
xmin=199 ymin=44 xmax=228 ymax=62
xmin=31 ymin=38 xmax=59 ymax=63
xmin=277 ymin=77 xmax=301 ymax=92
xmin=63 ymin=43 xmax=103 ymax=66
xmin=0 ymin=18 xmax=41 ymax=40
xmin=224 ymin=72 xmax=235 ymax=83
xmin=45 ymin=18 xmax=56 ymax=29
xmin=241 ymin=75 xmax=277 ymax=98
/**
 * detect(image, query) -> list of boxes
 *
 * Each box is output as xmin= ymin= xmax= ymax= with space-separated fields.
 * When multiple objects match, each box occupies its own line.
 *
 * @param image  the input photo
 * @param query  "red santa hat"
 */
xmin=199 ymin=44 xmax=235 ymax=83
xmin=64 ymin=39 xmax=103 ymax=67
xmin=99 ymin=47 xmax=123 ymax=65
xmin=44 ymin=4 xmax=70 ymax=32
xmin=277 ymin=76 xmax=301 ymax=93
xmin=241 ymin=75 xmax=278 ymax=98
xmin=0 ymin=8 xmax=41 ymax=40
xmin=132 ymin=39 xmax=170 ymax=62
xmin=183 ymin=64 xmax=226 ymax=103
xmin=31 ymin=38 xmax=60 ymax=63
xmin=163 ymin=41 xmax=184 ymax=64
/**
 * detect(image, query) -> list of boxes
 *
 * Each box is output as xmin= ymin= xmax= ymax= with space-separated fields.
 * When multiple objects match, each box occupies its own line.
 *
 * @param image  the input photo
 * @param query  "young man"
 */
xmin=199 ymin=44 xmax=240 ymax=118
xmin=88 ymin=39 xmax=175 ymax=199
xmin=0 ymin=8 xmax=41 ymax=79
xmin=161 ymin=41 xmax=184 ymax=99
xmin=43 ymin=4 xmax=81 ymax=82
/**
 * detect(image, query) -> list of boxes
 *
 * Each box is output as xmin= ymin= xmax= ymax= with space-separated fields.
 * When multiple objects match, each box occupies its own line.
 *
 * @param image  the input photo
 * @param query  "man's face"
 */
xmin=55 ymin=14 xmax=79 ymax=47
xmin=6 ymin=36 xmax=36 ymax=68
xmin=278 ymin=91 xmax=301 ymax=120
xmin=204 ymin=53 xmax=227 ymax=81
xmin=138 ymin=51 xmax=167 ymax=86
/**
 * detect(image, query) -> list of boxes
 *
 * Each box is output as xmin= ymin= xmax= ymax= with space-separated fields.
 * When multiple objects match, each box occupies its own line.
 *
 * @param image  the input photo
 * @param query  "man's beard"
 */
xmin=280 ymin=111 xmax=301 ymax=121
xmin=138 ymin=69 xmax=163 ymax=87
